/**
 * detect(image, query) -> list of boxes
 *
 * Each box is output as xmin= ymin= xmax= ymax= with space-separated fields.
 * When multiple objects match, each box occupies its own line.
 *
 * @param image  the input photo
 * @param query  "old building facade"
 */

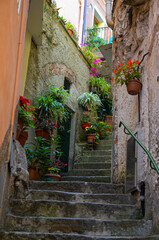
xmin=111 ymin=0 xmax=159 ymax=232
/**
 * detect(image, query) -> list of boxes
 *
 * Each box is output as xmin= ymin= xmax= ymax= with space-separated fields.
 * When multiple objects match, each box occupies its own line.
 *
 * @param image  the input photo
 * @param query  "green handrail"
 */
xmin=119 ymin=121 xmax=159 ymax=175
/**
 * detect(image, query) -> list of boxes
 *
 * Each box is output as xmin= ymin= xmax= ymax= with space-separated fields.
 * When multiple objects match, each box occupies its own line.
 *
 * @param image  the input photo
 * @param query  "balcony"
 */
xmin=84 ymin=26 xmax=113 ymax=52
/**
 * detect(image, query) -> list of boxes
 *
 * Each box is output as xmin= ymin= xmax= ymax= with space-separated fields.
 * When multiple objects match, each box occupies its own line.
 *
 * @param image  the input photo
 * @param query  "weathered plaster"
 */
xmin=112 ymin=0 xmax=159 ymax=232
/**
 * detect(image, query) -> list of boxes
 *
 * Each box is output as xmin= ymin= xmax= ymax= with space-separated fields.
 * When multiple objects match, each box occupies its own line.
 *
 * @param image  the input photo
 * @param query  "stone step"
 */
xmin=99 ymin=139 xmax=112 ymax=145
xmin=78 ymin=155 xmax=111 ymax=162
xmin=74 ymin=162 xmax=111 ymax=170
xmin=10 ymin=200 xmax=141 ymax=220
xmin=5 ymin=215 xmax=152 ymax=236
xmin=29 ymin=181 xmax=124 ymax=194
xmin=27 ymin=190 xmax=134 ymax=204
xmin=62 ymin=176 xmax=111 ymax=183
xmin=65 ymin=169 xmax=111 ymax=177
xmin=3 ymin=231 xmax=159 ymax=240
xmin=95 ymin=144 xmax=112 ymax=150
xmin=82 ymin=150 xmax=112 ymax=156
xmin=78 ymin=143 xmax=112 ymax=151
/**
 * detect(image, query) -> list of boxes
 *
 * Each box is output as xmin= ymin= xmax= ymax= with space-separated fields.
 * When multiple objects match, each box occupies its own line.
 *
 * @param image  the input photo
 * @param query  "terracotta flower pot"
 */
xmin=16 ymin=115 xmax=24 ymax=139
xmin=67 ymin=28 xmax=73 ymax=35
xmin=44 ymin=173 xmax=61 ymax=181
xmin=126 ymin=79 xmax=142 ymax=95
xmin=81 ymin=123 xmax=90 ymax=130
xmin=18 ymin=131 xmax=28 ymax=147
xmin=87 ymin=133 xmax=96 ymax=143
xmin=104 ymin=115 xmax=112 ymax=126
xmin=35 ymin=129 xmax=50 ymax=139
xmin=28 ymin=166 xmax=40 ymax=181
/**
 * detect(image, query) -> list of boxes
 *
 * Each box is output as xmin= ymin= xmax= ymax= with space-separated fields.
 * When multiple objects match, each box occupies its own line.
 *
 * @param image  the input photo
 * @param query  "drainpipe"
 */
xmin=82 ymin=0 xmax=87 ymax=43
xmin=106 ymin=0 xmax=114 ymax=30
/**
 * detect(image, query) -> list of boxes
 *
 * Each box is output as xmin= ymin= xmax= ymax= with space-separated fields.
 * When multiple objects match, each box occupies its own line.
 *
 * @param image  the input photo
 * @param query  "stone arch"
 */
xmin=41 ymin=63 xmax=77 ymax=85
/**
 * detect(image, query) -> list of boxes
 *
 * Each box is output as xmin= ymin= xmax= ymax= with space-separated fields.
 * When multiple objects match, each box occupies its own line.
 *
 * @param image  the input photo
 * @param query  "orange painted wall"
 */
xmin=0 ymin=0 xmax=29 ymax=146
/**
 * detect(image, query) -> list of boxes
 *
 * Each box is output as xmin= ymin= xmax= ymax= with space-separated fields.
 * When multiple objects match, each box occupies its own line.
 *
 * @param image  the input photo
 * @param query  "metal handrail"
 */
xmin=119 ymin=121 xmax=159 ymax=175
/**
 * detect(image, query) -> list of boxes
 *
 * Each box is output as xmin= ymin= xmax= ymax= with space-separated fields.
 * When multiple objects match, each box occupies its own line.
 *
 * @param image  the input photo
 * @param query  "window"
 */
xmin=64 ymin=78 xmax=71 ymax=93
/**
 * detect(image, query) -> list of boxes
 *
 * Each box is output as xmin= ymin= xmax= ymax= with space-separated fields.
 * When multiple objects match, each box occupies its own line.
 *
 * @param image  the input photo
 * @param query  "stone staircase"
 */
xmin=2 ymin=136 xmax=159 ymax=239
xmin=62 ymin=136 xmax=112 ymax=183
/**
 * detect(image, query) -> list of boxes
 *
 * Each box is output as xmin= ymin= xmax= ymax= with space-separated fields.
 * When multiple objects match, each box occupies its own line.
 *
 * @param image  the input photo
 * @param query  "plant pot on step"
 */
xmin=16 ymin=115 xmax=24 ymax=139
xmin=44 ymin=173 xmax=61 ymax=181
xmin=126 ymin=79 xmax=142 ymax=95
xmin=104 ymin=115 xmax=112 ymax=126
xmin=35 ymin=129 xmax=50 ymax=139
xmin=28 ymin=166 xmax=40 ymax=181
xmin=18 ymin=131 xmax=28 ymax=147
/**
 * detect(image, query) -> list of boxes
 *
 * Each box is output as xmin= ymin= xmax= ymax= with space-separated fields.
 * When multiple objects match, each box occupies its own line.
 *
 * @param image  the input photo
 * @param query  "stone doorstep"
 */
xmin=73 ymin=162 xmax=111 ymax=169
xmin=2 ymin=232 xmax=159 ymax=240
xmin=65 ymin=169 xmax=111 ymax=177
xmin=10 ymin=199 xmax=141 ymax=220
xmin=5 ymin=216 xmax=153 ymax=236
xmin=61 ymin=176 xmax=111 ymax=183
xmin=29 ymin=181 xmax=124 ymax=194
xmin=27 ymin=190 xmax=134 ymax=204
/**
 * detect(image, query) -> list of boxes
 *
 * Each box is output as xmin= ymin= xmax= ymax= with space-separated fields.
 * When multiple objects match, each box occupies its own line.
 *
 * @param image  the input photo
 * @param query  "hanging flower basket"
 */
xmin=126 ymin=79 xmax=142 ymax=95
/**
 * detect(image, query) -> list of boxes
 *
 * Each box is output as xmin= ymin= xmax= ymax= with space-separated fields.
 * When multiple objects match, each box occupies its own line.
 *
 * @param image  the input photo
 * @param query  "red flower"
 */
xmin=43 ymin=120 xmax=47 ymax=123
xmin=113 ymin=69 xmax=116 ymax=73
xmin=118 ymin=62 xmax=122 ymax=67
xmin=135 ymin=61 xmax=139 ymax=65
xmin=127 ymin=59 xmax=132 ymax=66
xmin=112 ymin=78 xmax=114 ymax=82
xmin=64 ymin=164 xmax=68 ymax=166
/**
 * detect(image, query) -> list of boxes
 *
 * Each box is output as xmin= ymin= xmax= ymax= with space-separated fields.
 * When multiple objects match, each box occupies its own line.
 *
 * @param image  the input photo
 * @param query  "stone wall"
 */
xmin=112 ymin=0 xmax=159 ymax=232
xmin=24 ymin=4 xmax=91 ymax=168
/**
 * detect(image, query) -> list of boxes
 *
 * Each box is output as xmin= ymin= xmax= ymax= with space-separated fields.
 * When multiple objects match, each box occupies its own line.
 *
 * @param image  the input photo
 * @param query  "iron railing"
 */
xmin=119 ymin=121 xmax=159 ymax=175
xmin=84 ymin=27 xmax=113 ymax=50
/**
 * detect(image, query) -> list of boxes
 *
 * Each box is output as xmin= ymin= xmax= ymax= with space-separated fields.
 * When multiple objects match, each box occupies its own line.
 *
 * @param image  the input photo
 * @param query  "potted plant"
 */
xmin=25 ymin=136 xmax=53 ymax=180
xmin=95 ymin=121 xmax=112 ymax=138
xmin=84 ymin=124 xmax=99 ymax=147
xmin=80 ymin=111 xmax=91 ymax=130
xmin=34 ymin=86 xmax=69 ymax=137
xmin=112 ymin=59 xmax=142 ymax=95
xmin=65 ymin=21 xmax=78 ymax=41
xmin=88 ymin=77 xmax=111 ymax=98
xmin=17 ymin=96 xmax=35 ymax=147
xmin=77 ymin=92 xmax=102 ymax=112
xmin=44 ymin=156 xmax=67 ymax=181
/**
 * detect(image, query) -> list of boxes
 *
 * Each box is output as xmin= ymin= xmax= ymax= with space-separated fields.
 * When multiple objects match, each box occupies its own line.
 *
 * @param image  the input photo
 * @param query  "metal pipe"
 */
xmin=106 ymin=0 xmax=114 ymax=30
xmin=82 ymin=0 xmax=87 ymax=43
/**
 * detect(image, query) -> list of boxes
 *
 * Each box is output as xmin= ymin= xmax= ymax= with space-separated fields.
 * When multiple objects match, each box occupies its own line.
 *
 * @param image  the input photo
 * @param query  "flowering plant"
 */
xmin=81 ymin=44 xmax=102 ymax=72
xmin=65 ymin=21 xmax=78 ymax=41
xmin=112 ymin=59 xmax=140 ymax=85
xmin=19 ymin=96 xmax=35 ymax=129
xmin=95 ymin=121 xmax=111 ymax=135
xmin=85 ymin=124 xmax=97 ymax=134
xmin=48 ymin=157 xmax=68 ymax=175
xmin=80 ymin=111 xmax=90 ymax=123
